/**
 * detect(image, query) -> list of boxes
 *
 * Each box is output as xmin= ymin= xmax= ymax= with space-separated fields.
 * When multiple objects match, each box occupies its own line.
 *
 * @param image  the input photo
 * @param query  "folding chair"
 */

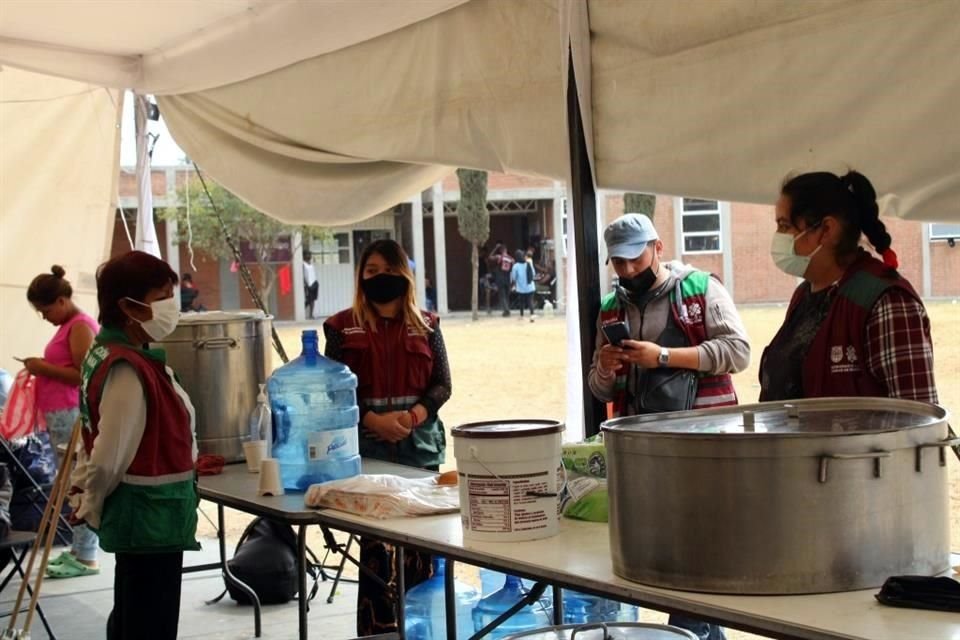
xmin=315 ymin=527 xmax=358 ymax=604
xmin=0 ymin=438 xmax=72 ymax=547
xmin=0 ymin=531 xmax=57 ymax=639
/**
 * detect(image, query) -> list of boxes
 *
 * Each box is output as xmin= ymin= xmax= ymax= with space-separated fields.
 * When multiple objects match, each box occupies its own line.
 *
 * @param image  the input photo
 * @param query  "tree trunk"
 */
xmin=471 ymin=243 xmax=479 ymax=321
xmin=257 ymin=261 xmax=275 ymax=313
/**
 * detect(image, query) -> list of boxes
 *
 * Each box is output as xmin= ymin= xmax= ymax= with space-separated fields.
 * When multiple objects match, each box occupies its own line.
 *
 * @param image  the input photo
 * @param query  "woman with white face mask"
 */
xmin=74 ymin=251 xmax=197 ymax=640
xmin=759 ymin=171 xmax=937 ymax=404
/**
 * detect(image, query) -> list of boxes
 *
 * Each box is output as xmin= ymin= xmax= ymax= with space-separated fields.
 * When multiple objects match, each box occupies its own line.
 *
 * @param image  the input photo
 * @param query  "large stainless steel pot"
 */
xmin=152 ymin=310 xmax=272 ymax=462
xmin=602 ymin=398 xmax=953 ymax=594
xmin=503 ymin=623 xmax=697 ymax=639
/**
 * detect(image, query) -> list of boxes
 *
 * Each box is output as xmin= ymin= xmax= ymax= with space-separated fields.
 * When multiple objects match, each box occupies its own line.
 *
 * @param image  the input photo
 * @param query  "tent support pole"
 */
xmin=566 ymin=49 xmax=605 ymax=437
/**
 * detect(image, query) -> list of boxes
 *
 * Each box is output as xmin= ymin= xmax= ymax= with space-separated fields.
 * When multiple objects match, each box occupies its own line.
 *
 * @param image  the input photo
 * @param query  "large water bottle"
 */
xmin=267 ymin=330 xmax=361 ymax=490
xmin=472 ymin=574 xmax=552 ymax=639
xmin=562 ymin=590 xmax=639 ymax=624
xmin=405 ymin=558 xmax=480 ymax=640
xmin=479 ymin=569 xmax=552 ymax=606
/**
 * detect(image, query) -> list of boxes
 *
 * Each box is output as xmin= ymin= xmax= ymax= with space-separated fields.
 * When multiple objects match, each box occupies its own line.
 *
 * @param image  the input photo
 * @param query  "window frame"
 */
xmin=679 ymin=198 xmax=723 ymax=255
xmin=929 ymin=222 xmax=960 ymax=241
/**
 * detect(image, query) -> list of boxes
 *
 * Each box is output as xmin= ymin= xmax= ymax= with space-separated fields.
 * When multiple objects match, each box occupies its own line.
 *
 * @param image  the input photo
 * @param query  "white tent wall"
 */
xmin=157 ymin=0 xmax=566 ymax=225
xmin=0 ymin=67 xmax=121 ymax=370
xmin=585 ymin=0 xmax=960 ymax=221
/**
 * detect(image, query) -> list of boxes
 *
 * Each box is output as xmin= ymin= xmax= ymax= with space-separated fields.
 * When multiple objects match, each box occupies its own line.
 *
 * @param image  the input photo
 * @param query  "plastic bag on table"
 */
xmin=560 ymin=434 xmax=609 ymax=522
xmin=304 ymin=473 xmax=459 ymax=519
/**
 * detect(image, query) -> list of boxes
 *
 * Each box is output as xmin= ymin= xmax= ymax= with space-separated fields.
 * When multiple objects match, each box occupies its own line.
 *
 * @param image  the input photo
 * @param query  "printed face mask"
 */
xmin=361 ymin=273 xmax=409 ymax=304
xmin=770 ymin=228 xmax=822 ymax=278
xmin=125 ymin=296 xmax=180 ymax=340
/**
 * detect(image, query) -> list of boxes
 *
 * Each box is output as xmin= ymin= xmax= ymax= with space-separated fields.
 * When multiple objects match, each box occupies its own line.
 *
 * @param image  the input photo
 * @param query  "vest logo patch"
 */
xmin=687 ymin=302 xmax=703 ymax=323
xmin=830 ymin=344 xmax=861 ymax=374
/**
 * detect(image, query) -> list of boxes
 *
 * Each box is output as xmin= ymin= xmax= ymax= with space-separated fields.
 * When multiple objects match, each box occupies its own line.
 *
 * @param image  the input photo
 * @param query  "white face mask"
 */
xmin=125 ymin=296 xmax=180 ymax=341
xmin=770 ymin=228 xmax=822 ymax=278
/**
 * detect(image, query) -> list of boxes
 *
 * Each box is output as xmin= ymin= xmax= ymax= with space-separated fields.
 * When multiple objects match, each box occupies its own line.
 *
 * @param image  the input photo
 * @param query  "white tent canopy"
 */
xmin=2 ymin=0 xmax=959 ymax=368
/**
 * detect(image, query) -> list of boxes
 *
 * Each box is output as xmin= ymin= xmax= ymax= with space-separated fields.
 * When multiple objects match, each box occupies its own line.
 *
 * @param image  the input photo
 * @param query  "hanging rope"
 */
xmin=191 ymin=163 xmax=289 ymax=364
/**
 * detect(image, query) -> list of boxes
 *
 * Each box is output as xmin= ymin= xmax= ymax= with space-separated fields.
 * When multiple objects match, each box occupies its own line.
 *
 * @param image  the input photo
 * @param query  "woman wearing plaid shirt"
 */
xmin=760 ymin=170 xmax=937 ymax=404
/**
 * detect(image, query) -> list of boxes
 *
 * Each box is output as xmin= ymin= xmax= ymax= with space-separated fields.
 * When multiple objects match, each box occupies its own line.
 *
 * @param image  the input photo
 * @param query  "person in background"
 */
xmin=302 ymin=249 xmax=319 ymax=319
xmin=179 ymin=273 xmax=205 ymax=312
xmin=74 ymin=251 xmax=198 ymax=640
xmin=510 ymin=249 xmax=537 ymax=322
xmin=760 ymin=170 xmax=937 ymax=403
xmin=494 ymin=243 xmax=515 ymax=316
xmin=588 ymin=213 xmax=749 ymax=640
xmin=23 ymin=265 xmax=100 ymax=578
xmin=323 ymin=239 xmax=451 ymax=637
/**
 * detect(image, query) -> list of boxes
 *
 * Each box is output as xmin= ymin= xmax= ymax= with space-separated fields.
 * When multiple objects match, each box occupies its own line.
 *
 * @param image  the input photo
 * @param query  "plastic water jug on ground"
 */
xmin=473 ymin=574 xmax=552 ymax=639
xmin=405 ymin=558 xmax=480 ymax=640
xmin=267 ymin=330 xmax=361 ymax=491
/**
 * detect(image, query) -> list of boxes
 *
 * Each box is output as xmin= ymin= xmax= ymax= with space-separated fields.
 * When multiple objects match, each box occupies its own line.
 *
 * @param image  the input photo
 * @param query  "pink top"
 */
xmin=36 ymin=311 xmax=99 ymax=413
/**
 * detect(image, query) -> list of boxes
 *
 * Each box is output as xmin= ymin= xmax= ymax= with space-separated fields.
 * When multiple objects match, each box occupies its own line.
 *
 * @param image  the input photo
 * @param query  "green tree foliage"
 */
xmin=455 ymin=169 xmax=490 ymax=321
xmin=160 ymin=176 xmax=326 ymax=307
xmin=623 ymin=192 xmax=656 ymax=221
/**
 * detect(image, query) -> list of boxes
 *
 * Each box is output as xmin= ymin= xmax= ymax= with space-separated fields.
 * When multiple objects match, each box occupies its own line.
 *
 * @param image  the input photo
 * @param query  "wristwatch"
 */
xmin=657 ymin=347 xmax=670 ymax=368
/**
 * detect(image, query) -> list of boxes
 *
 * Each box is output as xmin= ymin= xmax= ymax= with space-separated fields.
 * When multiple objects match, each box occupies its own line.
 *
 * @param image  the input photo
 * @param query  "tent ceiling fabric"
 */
xmin=585 ymin=0 xmax=960 ymax=221
xmin=0 ymin=0 xmax=958 ymax=224
xmin=157 ymin=0 xmax=565 ymax=225
xmin=0 ymin=0 xmax=469 ymax=94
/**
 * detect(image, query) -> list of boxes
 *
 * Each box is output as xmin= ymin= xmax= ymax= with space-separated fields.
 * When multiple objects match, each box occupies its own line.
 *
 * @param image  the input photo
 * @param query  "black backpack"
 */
xmin=220 ymin=517 xmax=319 ymax=605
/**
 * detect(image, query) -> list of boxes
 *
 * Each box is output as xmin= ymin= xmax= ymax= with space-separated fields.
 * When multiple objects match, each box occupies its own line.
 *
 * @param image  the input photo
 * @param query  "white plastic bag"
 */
xmin=304 ymin=474 xmax=459 ymax=519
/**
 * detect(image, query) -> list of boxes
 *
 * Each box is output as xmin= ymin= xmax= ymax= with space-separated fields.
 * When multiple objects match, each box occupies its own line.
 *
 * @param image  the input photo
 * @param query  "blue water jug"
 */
xmin=472 ymin=574 xmax=552 ymax=639
xmin=479 ymin=569 xmax=553 ymax=606
xmin=267 ymin=330 xmax=361 ymax=491
xmin=405 ymin=558 xmax=480 ymax=640
xmin=563 ymin=590 xmax=639 ymax=624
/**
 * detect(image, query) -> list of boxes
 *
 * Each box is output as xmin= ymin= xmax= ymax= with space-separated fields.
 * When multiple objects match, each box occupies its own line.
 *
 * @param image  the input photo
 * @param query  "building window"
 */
xmin=930 ymin=223 xmax=960 ymax=242
xmin=681 ymin=198 xmax=722 ymax=254
xmin=311 ymin=232 xmax=350 ymax=265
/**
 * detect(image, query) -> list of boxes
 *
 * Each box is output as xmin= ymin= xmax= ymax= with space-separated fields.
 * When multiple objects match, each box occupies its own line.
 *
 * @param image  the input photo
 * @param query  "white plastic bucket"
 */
xmin=452 ymin=420 xmax=565 ymax=542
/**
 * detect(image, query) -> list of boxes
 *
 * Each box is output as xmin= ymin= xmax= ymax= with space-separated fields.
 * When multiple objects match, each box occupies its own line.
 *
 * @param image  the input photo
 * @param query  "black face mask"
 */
xmin=361 ymin=273 xmax=409 ymax=304
xmin=619 ymin=260 xmax=659 ymax=299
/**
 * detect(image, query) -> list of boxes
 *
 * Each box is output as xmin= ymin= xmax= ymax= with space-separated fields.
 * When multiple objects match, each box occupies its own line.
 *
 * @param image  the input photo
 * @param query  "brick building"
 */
xmin=115 ymin=166 xmax=960 ymax=320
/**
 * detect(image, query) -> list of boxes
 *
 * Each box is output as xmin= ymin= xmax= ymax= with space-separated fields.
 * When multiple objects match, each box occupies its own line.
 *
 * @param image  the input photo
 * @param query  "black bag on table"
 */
xmin=224 ymin=517 xmax=318 ymax=605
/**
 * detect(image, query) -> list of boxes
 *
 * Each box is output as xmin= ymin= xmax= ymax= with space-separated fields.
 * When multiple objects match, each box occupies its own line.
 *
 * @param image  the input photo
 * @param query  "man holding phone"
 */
xmin=590 ymin=213 xmax=749 ymax=416
xmin=589 ymin=213 xmax=749 ymax=639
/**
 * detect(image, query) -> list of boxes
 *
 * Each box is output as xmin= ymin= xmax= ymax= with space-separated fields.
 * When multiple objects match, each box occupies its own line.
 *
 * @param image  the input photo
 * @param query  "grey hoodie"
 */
xmin=588 ymin=260 xmax=750 ymax=403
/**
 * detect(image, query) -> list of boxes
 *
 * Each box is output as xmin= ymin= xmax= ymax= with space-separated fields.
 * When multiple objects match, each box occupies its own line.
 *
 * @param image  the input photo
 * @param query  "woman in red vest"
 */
xmin=760 ymin=170 xmax=938 ymax=403
xmin=74 ymin=251 xmax=198 ymax=640
xmin=323 ymin=239 xmax=451 ymax=637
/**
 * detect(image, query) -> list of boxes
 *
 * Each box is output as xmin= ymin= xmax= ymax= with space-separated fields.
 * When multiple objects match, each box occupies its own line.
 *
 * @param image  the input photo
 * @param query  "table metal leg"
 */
xmin=552 ymin=584 xmax=564 ymax=625
xmin=215 ymin=504 xmax=261 ymax=638
xmin=444 ymin=557 xmax=457 ymax=640
xmin=396 ymin=546 xmax=406 ymax=640
xmin=297 ymin=524 xmax=308 ymax=640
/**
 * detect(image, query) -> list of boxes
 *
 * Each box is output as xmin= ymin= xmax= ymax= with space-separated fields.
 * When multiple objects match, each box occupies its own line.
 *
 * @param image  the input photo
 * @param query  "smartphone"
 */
xmin=12 ymin=357 xmax=25 ymax=363
xmin=601 ymin=321 xmax=630 ymax=346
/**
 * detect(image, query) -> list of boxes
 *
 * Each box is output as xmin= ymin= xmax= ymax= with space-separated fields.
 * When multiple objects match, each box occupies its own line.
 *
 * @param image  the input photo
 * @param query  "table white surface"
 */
xmin=200 ymin=463 xmax=960 ymax=640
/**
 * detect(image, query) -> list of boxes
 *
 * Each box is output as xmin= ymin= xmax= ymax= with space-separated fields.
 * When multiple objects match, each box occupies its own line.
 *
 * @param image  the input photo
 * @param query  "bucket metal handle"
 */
xmin=915 ymin=437 xmax=960 ymax=472
xmin=818 ymin=450 xmax=891 ymax=483
xmin=571 ymin=622 xmax=611 ymax=640
xmin=193 ymin=337 xmax=239 ymax=350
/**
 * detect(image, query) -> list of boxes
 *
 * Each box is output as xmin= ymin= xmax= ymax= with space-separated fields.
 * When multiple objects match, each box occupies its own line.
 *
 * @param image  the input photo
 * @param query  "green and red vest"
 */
xmin=600 ymin=271 xmax=738 ymax=418
xmin=325 ymin=310 xmax=445 ymax=469
xmin=761 ymin=251 xmax=922 ymax=399
xmin=80 ymin=329 xmax=199 ymax=554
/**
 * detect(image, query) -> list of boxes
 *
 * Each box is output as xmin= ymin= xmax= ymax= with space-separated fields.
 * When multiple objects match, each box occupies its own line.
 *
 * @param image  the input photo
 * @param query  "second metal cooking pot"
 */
xmin=152 ymin=310 xmax=272 ymax=462
xmin=602 ymin=397 xmax=953 ymax=594
xmin=503 ymin=622 xmax=697 ymax=640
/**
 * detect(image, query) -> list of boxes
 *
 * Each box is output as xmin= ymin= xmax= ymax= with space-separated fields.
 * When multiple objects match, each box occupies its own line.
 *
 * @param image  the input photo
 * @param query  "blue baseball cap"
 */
xmin=604 ymin=213 xmax=659 ymax=260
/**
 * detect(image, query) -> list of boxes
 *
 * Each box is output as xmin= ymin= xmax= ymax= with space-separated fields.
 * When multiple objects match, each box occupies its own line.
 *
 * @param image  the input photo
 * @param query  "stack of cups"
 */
xmin=258 ymin=458 xmax=284 ymax=496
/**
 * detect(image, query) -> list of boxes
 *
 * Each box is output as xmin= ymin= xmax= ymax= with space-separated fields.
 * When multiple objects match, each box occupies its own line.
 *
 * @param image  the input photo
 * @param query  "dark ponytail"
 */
xmin=27 ymin=265 xmax=73 ymax=307
xmin=839 ymin=171 xmax=897 ymax=267
xmin=781 ymin=170 xmax=898 ymax=268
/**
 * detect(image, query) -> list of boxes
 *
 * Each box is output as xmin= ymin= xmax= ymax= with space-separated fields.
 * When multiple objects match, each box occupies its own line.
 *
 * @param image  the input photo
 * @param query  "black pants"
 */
xmin=518 ymin=292 xmax=535 ymax=316
xmin=496 ymin=275 xmax=511 ymax=314
xmin=107 ymin=551 xmax=184 ymax=640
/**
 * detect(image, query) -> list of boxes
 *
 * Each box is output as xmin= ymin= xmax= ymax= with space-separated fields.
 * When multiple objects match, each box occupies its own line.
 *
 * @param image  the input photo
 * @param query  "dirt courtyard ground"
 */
xmin=201 ymin=301 xmax=959 ymax=638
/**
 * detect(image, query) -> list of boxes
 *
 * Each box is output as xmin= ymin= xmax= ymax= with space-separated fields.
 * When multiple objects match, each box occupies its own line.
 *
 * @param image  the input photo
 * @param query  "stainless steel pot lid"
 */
xmin=503 ymin=622 xmax=698 ymax=640
xmin=175 ymin=310 xmax=270 ymax=324
xmin=451 ymin=419 xmax=564 ymax=439
xmin=602 ymin=397 xmax=946 ymax=436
